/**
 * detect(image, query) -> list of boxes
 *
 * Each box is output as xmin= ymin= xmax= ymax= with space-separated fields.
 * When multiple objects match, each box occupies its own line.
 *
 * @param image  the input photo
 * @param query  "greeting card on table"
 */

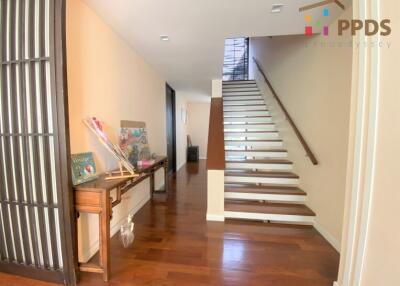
xmin=71 ymin=152 xmax=98 ymax=186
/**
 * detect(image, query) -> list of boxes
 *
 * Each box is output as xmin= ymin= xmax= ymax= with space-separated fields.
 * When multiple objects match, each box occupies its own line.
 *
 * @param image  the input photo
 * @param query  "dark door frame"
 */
xmin=165 ymin=83 xmax=177 ymax=173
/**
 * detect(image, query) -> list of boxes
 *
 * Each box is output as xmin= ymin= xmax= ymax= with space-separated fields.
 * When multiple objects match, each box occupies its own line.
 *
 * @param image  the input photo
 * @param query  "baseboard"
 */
xmin=154 ymin=183 xmax=165 ymax=191
xmin=176 ymin=161 xmax=186 ymax=171
xmin=81 ymin=193 xmax=150 ymax=262
xmin=314 ymin=220 xmax=341 ymax=252
xmin=333 ymin=281 xmax=339 ymax=286
xmin=206 ymin=214 xmax=225 ymax=221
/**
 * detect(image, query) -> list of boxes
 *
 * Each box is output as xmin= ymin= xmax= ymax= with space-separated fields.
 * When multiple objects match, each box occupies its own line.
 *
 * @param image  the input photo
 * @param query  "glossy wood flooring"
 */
xmin=0 ymin=160 xmax=339 ymax=286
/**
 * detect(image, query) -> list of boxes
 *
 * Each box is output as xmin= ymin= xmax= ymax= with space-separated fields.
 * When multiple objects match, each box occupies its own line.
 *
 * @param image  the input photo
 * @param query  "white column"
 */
xmin=206 ymin=170 xmax=225 ymax=221
xmin=212 ymin=79 xmax=222 ymax=98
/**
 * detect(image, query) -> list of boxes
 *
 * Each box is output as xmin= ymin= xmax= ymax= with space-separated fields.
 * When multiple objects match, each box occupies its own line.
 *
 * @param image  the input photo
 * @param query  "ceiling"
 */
xmin=83 ymin=0 xmax=350 ymax=101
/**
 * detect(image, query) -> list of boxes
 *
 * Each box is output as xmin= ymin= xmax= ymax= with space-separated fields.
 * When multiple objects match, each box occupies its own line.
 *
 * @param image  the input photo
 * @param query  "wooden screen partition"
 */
xmin=0 ymin=0 xmax=77 ymax=284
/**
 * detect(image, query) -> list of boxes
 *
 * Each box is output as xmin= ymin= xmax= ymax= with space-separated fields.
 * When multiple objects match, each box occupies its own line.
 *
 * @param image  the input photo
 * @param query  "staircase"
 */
xmin=223 ymin=80 xmax=315 ymax=224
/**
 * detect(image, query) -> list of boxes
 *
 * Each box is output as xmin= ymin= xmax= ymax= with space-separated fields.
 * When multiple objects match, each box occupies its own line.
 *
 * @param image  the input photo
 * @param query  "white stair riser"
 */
xmin=224 ymin=111 xmax=270 ymax=117
xmin=223 ymin=89 xmax=260 ymax=94
xmin=226 ymin=162 xmax=292 ymax=170
xmin=224 ymin=106 xmax=267 ymax=111
xmin=224 ymin=192 xmax=307 ymax=202
xmin=225 ymin=141 xmax=283 ymax=148
xmin=223 ymin=85 xmax=258 ymax=90
xmin=224 ymin=212 xmax=314 ymax=224
xmin=223 ymin=96 xmax=262 ymax=100
xmin=222 ymin=80 xmax=257 ymax=87
xmin=224 ymin=117 xmax=272 ymax=123
xmin=223 ymin=83 xmax=257 ymax=87
xmin=225 ymin=151 xmax=288 ymax=158
xmin=224 ymin=80 xmax=256 ymax=83
xmin=223 ymin=100 xmax=264 ymax=105
xmin=224 ymin=176 xmax=299 ymax=185
xmin=224 ymin=132 xmax=279 ymax=139
xmin=224 ymin=91 xmax=262 ymax=96
xmin=224 ymin=125 xmax=276 ymax=131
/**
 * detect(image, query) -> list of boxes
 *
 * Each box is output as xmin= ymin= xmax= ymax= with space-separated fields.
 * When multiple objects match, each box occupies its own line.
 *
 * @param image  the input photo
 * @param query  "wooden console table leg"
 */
xmin=100 ymin=190 xmax=111 ymax=281
xmin=164 ymin=161 xmax=168 ymax=194
xmin=149 ymin=171 xmax=155 ymax=198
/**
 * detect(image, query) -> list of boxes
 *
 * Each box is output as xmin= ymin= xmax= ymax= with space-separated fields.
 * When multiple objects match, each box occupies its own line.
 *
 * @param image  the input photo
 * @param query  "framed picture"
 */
xmin=181 ymin=108 xmax=188 ymax=124
xmin=71 ymin=152 xmax=98 ymax=185
xmin=119 ymin=121 xmax=151 ymax=166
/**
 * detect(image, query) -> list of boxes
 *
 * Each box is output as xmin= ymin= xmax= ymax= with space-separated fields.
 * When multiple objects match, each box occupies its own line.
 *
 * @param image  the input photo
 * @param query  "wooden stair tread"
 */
xmin=224 ymin=109 xmax=268 ymax=112
xmin=225 ymin=170 xmax=299 ymax=178
xmin=223 ymin=81 xmax=256 ymax=84
xmin=224 ymin=184 xmax=306 ymax=195
xmin=226 ymin=159 xmax=292 ymax=164
xmin=223 ymin=103 xmax=265 ymax=106
xmin=224 ymin=123 xmax=274 ymax=126
xmin=225 ymin=139 xmax=282 ymax=142
xmin=224 ymin=115 xmax=271 ymax=118
xmin=224 ymin=97 xmax=263 ymax=99
xmin=225 ymin=201 xmax=315 ymax=216
xmin=225 ymin=149 xmax=286 ymax=152
xmin=223 ymin=94 xmax=262 ymax=97
xmin=224 ymin=131 xmax=277 ymax=134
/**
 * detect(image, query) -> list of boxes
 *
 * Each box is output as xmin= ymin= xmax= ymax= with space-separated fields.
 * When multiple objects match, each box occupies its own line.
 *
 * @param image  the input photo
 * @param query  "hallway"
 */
xmin=0 ymin=161 xmax=339 ymax=286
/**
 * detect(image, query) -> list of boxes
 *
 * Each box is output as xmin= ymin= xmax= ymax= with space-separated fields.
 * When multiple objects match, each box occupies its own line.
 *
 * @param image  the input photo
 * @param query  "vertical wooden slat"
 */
xmin=23 ymin=61 xmax=41 ymax=267
xmin=0 ymin=203 xmax=8 ymax=261
xmin=1 ymin=0 xmax=6 ymax=61
xmin=13 ymin=1 xmax=31 ymax=264
xmin=23 ymin=1 xmax=43 ymax=264
xmin=30 ymin=62 xmax=50 ymax=268
xmin=51 ymin=0 xmax=78 ymax=281
xmin=8 ymin=61 xmax=25 ymax=264
xmin=38 ymin=0 xmax=57 ymax=267
xmin=2 ymin=38 xmax=19 ymax=263
xmin=0 ymin=70 xmax=14 ymax=263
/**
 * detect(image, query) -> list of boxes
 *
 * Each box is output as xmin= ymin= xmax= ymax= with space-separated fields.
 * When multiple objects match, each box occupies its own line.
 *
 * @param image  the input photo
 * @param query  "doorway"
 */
xmin=165 ymin=84 xmax=177 ymax=174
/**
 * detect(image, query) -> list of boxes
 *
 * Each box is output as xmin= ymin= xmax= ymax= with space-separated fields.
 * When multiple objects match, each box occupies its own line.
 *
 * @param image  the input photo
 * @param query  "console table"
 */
xmin=74 ymin=156 xmax=168 ymax=281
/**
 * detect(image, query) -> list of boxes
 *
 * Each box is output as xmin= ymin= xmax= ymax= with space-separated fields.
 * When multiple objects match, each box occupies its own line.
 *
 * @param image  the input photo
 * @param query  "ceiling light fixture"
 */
xmin=160 ymin=35 xmax=169 ymax=41
xmin=271 ymin=4 xmax=284 ymax=13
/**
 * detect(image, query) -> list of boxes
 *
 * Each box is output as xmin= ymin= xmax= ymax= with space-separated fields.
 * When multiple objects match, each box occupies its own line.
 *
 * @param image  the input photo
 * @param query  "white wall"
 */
xmin=175 ymin=93 xmax=188 ymax=170
xmin=249 ymin=7 xmax=352 ymax=249
xmin=354 ymin=1 xmax=399 ymax=284
xmin=66 ymin=0 xmax=166 ymax=262
xmin=187 ymin=102 xmax=210 ymax=159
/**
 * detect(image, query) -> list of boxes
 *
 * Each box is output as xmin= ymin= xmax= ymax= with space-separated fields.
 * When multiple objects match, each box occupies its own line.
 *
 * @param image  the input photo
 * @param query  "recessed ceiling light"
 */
xmin=271 ymin=4 xmax=284 ymax=13
xmin=160 ymin=35 xmax=169 ymax=41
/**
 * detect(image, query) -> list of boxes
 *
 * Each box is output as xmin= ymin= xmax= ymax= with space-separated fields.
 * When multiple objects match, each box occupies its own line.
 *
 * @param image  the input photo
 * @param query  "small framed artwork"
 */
xmin=181 ymin=108 xmax=188 ymax=124
xmin=71 ymin=152 xmax=98 ymax=185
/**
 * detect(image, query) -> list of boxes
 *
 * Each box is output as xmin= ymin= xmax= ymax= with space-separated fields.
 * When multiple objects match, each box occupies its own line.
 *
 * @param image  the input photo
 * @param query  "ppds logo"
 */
xmin=300 ymin=0 xmax=392 ymax=37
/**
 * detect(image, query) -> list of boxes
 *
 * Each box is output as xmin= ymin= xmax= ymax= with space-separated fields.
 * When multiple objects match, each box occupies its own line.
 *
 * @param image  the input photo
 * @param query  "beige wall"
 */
xmin=66 ymin=0 xmax=166 ymax=261
xmin=175 ymin=93 xmax=188 ymax=170
xmin=249 ymin=7 xmax=352 ymax=249
xmin=359 ymin=1 xmax=399 ymax=285
xmin=187 ymin=102 xmax=210 ymax=159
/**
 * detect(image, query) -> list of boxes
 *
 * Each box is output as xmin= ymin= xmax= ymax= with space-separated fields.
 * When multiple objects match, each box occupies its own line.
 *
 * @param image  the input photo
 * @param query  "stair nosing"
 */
xmin=224 ymin=201 xmax=315 ymax=216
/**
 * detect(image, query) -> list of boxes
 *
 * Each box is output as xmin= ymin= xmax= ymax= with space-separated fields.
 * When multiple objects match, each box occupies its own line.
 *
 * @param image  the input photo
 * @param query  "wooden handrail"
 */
xmin=206 ymin=98 xmax=225 ymax=170
xmin=253 ymin=57 xmax=319 ymax=165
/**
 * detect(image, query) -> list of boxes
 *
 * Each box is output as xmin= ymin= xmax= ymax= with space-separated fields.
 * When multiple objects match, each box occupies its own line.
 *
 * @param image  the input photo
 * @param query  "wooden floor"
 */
xmin=0 ymin=160 xmax=339 ymax=286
